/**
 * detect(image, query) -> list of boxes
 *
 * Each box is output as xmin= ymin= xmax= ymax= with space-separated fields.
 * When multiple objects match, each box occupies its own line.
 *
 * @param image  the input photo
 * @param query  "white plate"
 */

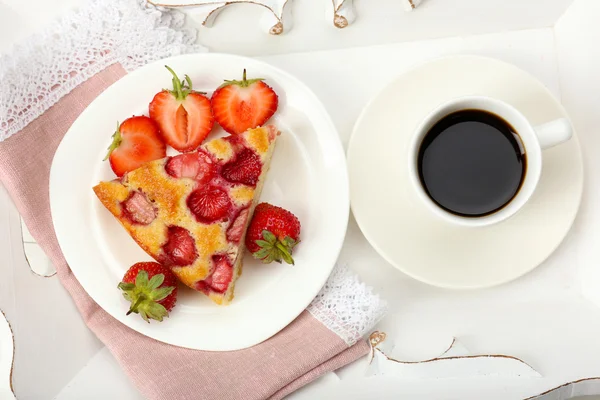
xmin=50 ymin=54 xmax=348 ymax=351
xmin=348 ymin=55 xmax=583 ymax=289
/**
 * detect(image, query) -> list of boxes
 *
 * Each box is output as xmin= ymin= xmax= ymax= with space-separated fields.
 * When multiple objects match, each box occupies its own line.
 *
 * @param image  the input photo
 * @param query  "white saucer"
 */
xmin=347 ymin=55 xmax=583 ymax=289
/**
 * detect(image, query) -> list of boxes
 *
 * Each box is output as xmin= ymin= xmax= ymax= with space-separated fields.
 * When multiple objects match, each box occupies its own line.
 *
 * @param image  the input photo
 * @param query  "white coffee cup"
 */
xmin=408 ymin=96 xmax=573 ymax=227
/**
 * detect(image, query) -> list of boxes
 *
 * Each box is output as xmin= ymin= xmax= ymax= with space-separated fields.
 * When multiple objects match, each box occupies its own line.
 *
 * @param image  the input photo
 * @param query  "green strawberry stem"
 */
xmin=275 ymin=241 xmax=294 ymax=265
xmin=219 ymin=68 xmax=265 ymax=89
xmin=252 ymin=230 xmax=298 ymax=265
xmin=118 ymin=271 xmax=174 ymax=323
xmin=184 ymin=74 xmax=193 ymax=89
xmin=103 ymin=121 xmax=122 ymax=161
xmin=165 ymin=65 xmax=194 ymax=101
xmin=126 ymin=294 xmax=146 ymax=316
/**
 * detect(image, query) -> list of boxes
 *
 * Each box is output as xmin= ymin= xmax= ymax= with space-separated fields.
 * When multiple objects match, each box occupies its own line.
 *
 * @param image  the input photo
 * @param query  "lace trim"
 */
xmin=0 ymin=1 xmax=388 ymax=344
xmin=308 ymin=264 xmax=388 ymax=346
xmin=0 ymin=0 xmax=205 ymax=141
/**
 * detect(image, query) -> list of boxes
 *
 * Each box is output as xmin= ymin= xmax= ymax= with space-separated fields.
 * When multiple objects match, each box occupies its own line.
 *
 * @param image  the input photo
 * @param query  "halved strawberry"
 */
xmin=149 ymin=66 xmax=214 ymax=152
xmin=211 ymin=69 xmax=278 ymax=135
xmin=220 ymin=148 xmax=262 ymax=186
xmin=187 ymin=186 xmax=232 ymax=223
xmin=165 ymin=151 xmax=215 ymax=183
xmin=161 ymin=226 xmax=198 ymax=266
xmin=104 ymin=116 xmax=166 ymax=177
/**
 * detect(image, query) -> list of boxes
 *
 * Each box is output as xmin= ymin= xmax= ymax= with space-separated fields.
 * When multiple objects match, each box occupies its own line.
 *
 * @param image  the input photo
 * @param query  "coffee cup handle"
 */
xmin=533 ymin=118 xmax=573 ymax=150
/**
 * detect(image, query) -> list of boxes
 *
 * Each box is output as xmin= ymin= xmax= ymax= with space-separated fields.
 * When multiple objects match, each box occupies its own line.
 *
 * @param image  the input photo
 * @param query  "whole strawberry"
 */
xmin=118 ymin=262 xmax=178 ymax=322
xmin=211 ymin=69 xmax=278 ymax=135
xmin=246 ymin=203 xmax=301 ymax=265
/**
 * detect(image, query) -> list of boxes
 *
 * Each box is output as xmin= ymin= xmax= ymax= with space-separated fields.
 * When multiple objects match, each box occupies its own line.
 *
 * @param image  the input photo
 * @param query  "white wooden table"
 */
xmin=2 ymin=0 xmax=600 ymax=398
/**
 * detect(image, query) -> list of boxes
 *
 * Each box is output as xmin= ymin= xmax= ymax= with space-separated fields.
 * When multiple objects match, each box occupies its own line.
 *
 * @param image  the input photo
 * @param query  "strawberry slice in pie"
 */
xmin=94 ymin=125 xmax=279 ymax=305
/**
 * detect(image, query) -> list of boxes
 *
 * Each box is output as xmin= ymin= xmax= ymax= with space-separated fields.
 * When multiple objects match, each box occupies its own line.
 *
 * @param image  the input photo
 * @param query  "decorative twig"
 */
xmin=367 ymin=331 xmax=541 ymax=378
xmin=148 ymin=0 xmax=293 ymax=35
xmin=332 ymin=0 xmax=355 ymax=29
xmin=21 ymin=218 xmax=56 ymax=277
xmin=331 ymin=0 xmax=422 ymax=29
xmin=0 ymin=310 xmax=15 ymax=399
xmin=405 ymin=0 xmax=423 ymax=12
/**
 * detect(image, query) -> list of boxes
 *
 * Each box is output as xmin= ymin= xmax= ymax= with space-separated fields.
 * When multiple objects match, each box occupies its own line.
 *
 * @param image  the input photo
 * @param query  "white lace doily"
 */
xmin=308 ymin=264 xmax=388 ymax=346
xmin=0 ymin=0 xmax=387 ymax=345
xmin=0 ymin=0 xmax=204 ymax=141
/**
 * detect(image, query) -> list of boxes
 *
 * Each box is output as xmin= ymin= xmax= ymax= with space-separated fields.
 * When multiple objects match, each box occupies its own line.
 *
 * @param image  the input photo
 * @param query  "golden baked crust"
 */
xmin=93 ymin=126 xmax=279 ymax=305
xmin=204 ymin=138 xmax=233 ymax=162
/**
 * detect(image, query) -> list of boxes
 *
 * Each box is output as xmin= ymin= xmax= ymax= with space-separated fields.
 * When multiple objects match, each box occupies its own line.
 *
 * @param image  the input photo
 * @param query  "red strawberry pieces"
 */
xmin=118 ymin=261 xmax=178 ymax=322
xmin=149 ymin=66 xmax=214 ymax=152
xmin=211 ymin=69 xmax=278 ymax=135
xmin=226 ymin=207 xmax=250 ymax=243
xmin=187 ymin=186 xmax=232 ymax=224
xmin=221 ymin=148 xmax=262 ymax=186
xmin=104 ymin=116 xmax=166 ymax=177
xmin=121 ymin=191 xmax=157 ymax=225
xmin=165 ymin=153 xmax=199 ymax=179
xmin=195 ymin=255 xmax=233 ymax=294
xmin=208 ymin=255 xmax=234 ymax=292
xmin=165 ymin=151 xmax=215 ymax=183
xmin=161 ymin=226 xmax=198 ymax=266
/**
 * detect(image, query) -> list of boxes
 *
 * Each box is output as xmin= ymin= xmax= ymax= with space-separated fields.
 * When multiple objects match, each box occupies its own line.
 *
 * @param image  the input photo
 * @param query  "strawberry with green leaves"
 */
xmin=118 ymin=262 xmax=178 ymax=322
xmin=245 ymin=203 xmax=301 ymax=265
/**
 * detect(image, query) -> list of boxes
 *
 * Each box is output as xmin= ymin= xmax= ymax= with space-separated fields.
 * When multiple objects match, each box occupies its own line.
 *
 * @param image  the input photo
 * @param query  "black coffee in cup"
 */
xmin=417 ymin=109 xmax=526 ymax=217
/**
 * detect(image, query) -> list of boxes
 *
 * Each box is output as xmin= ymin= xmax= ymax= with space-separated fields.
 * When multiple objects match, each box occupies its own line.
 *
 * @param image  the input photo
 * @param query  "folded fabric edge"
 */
xmin=0 ymin=0 xmax=204 ymax=142
xmin=307 ymin=264 xmax=388 ymax=346
xmin=268 ymin=339 xmax=370 ymax=400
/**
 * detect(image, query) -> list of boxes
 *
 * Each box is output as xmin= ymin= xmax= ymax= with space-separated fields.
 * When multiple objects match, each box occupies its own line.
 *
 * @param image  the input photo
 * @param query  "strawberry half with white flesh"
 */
xmin=104 ymin=116 xmax=166 ymax=177
xmin=149 ymin=66 xmax=214 ymax=152
xmin=211 ymin=69 xmax=278 ymax=135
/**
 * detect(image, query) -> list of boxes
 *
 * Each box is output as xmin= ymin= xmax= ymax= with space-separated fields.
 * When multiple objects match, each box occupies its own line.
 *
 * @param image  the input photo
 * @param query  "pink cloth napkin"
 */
xmin=0 ymin=63 xmax=381 ymax=399
xmin=0 ymin=2 xmax=386 ymax=399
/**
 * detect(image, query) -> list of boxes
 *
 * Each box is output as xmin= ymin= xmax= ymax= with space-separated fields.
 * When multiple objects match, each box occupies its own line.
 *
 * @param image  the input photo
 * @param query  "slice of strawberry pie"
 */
xmin=93 ymin=125 xmax=279 ymax=305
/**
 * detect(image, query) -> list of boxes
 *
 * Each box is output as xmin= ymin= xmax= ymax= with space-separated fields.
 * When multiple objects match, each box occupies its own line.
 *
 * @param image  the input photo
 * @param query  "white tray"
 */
xmin=2 ymin=0 xmax=600 ymax=398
